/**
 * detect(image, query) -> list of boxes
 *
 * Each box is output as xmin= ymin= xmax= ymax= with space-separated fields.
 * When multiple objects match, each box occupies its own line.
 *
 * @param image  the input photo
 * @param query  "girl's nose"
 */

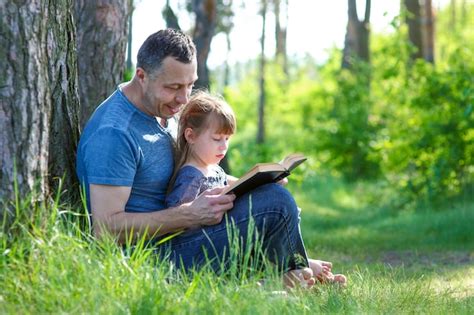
xmin=219 ymin=140 xmax=228 ymax=150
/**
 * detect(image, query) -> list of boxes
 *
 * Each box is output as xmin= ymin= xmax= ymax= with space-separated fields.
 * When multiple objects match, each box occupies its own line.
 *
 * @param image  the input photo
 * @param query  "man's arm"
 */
xmin=90 ymin=184 xmax=235 ymax=243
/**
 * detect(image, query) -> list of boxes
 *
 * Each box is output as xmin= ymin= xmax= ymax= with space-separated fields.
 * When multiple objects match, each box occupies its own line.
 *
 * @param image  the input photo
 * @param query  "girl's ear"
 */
xmin=184 ymin=128 xmax=195 ymax=144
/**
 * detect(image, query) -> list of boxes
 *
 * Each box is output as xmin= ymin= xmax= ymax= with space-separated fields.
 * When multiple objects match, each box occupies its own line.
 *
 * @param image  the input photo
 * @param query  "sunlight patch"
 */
xmin=143 ymin=134 xmax=161 ymax=143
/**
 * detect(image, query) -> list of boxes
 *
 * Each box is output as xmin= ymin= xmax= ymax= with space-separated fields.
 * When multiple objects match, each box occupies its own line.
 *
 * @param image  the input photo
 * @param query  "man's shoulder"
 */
xmin=85 ymin=89 xmax=148 ymax=134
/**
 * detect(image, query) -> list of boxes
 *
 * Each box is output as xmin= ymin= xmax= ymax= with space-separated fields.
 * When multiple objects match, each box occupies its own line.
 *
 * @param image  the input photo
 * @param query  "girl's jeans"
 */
xmin=158 ymin=183 xmax=309 ymax=272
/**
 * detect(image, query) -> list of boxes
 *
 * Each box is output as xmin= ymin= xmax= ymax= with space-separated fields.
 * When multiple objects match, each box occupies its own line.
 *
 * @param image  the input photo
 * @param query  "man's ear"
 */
xmin=136 ymin=68 xmax=146 ymax=83
xmin=184 ymin=128 xmax=195 ymax=144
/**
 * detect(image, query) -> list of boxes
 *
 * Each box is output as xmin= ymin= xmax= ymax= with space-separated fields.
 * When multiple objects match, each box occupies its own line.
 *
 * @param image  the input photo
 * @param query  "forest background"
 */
xmin=0 ymin=0 xmax=473 ymax=313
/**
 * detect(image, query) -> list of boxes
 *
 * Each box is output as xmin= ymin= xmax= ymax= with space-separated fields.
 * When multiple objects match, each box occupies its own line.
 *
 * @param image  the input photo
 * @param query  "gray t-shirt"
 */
xmin=165 ymin=165 xmax=228 ymax=207
xmin=76 ymin=87 xmax=177 ymax=212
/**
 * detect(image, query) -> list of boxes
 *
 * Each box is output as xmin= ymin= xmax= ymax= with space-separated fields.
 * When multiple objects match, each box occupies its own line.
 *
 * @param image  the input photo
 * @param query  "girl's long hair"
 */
xmin=168 ymin=91 xmax=236 ymax=194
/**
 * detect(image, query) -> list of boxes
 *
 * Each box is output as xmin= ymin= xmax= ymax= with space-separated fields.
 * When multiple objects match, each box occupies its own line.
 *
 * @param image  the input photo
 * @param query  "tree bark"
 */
xmin=405 ymin=0 xmax=423 ymax=61
xmin=423 ymin=0 xmax=435 ymax=63
xmin=192 ymin=0 xmax=217 ymax=90
xmin=74 ymin=0 xmax=133 ymax=128
xmin=257 ymin=0 xmax=267 ymax=144
xmin=48 ymin=1 xmax=82 ymax=198
xmin=342 ymin=0 xmax=371 ymax=69
xmin=0 ymin=0 xmax=81 ymax=208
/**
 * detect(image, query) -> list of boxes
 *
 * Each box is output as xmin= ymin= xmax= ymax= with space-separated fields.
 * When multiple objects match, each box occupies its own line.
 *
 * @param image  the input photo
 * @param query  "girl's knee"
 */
xmin=251 ymin=183 xmax=299 ymax=218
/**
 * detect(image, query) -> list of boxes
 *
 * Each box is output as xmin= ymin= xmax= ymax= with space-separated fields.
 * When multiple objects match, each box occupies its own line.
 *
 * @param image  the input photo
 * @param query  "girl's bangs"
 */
xmin=209 ymin=113 xmax=235 ymax=135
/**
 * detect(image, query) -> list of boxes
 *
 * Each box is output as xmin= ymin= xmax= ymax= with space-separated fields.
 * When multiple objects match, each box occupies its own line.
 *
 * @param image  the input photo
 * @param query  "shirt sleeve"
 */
xmin=165 ymin=170 xmax=204 ymax=207
xmin=82 ymin=126 xmax=139 ymax=186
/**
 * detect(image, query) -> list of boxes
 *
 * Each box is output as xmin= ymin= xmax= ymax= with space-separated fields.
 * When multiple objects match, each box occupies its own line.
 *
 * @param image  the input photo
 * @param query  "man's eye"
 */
xmin=168 ymin=86 xmax=179 ymax=90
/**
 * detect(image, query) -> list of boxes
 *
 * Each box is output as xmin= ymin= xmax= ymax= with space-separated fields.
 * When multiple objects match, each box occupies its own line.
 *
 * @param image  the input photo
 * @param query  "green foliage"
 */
xmin=223 ymin=4 xmax=473 ymax=205
xmin=380 ymin=52 xmax=473 ymax=203
xmin=123 ymin=67 xmax=134 ymax=82
xmin=315 ymin=60 xmax=380 ymax=180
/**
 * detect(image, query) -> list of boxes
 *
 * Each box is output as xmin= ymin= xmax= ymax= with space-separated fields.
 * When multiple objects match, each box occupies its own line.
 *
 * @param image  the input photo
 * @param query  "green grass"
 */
xmin=1 ymin=176 xmax=473 ymax=314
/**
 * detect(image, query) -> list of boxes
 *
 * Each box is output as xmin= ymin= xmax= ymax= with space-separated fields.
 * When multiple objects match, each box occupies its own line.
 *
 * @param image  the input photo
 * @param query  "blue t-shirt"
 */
xmin=76 ymin=87 xmax=177 ymax=212
xmin=166 ymin=165 xmax=228 ymax=207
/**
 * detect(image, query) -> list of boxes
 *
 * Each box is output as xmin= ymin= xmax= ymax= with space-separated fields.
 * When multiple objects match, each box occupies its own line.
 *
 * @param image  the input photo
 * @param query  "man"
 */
xmin=77 ymin=29 xmax=337 ymax=287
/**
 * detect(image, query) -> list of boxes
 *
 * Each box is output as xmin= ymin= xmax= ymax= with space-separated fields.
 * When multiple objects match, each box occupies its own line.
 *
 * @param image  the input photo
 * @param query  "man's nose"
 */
xmin=175 ymin=89 xmax=190 ymax=105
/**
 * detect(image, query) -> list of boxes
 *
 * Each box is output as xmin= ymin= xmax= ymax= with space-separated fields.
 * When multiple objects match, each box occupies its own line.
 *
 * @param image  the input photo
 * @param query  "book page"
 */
xmin=280 ymin=153 xmax=306 ymax=171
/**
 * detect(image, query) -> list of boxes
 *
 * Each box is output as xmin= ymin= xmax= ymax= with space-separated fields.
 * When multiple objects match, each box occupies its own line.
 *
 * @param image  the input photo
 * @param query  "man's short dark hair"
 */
xmin=137 ymin=29 xmax=196 ymax=76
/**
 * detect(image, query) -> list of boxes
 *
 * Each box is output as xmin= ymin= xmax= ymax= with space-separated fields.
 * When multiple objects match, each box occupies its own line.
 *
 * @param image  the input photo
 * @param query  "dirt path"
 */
xmin=377 ymin=250 xmax=473 ymax=267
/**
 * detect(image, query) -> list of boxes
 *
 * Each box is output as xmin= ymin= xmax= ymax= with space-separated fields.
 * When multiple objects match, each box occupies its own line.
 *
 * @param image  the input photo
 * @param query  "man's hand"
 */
xmin=89 ymin=184 xmax=235 ymax=243
xmin=183 ymin=186 xmax=236 ymax=227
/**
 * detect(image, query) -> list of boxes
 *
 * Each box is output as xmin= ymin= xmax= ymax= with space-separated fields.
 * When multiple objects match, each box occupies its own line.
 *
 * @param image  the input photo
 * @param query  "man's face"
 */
xmin=141 ymin=56 xmax=198 ymax=119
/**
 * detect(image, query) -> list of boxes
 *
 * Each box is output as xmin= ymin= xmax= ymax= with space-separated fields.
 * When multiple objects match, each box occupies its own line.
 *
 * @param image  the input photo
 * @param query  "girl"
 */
xmin=165 ymin=91 xmax=346 ymax=288
xmin=165 ymin=91 xmax=236 ymax=208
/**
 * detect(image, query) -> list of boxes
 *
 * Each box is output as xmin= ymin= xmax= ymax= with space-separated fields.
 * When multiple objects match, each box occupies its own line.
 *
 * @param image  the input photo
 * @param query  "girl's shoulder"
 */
xmin=177 ymin=164 xmax=205 ymax=179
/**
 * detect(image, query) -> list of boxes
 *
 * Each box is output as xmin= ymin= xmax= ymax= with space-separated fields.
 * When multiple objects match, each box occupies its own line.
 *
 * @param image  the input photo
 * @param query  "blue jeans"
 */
xmin=158 ymin=183 xmax=309 ymax=272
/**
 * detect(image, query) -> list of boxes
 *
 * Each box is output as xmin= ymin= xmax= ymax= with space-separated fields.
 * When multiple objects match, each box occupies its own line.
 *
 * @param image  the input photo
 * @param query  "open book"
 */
xmin=222 ymin=153 xmax=307 ymax=197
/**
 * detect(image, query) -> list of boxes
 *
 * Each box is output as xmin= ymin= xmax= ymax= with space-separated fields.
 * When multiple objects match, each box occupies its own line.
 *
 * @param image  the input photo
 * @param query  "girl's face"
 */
xmin=186 ymin=124 xmax=232 ymax=167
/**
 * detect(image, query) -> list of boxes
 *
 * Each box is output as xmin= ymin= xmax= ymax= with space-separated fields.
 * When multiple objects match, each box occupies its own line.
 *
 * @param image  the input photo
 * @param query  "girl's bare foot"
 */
xmin=332 ymin=274 xmax=347 ymax=287
xmin=309 ymin=258 xmax=347 ymax=286
xmin=309 ymin=259 xmax=332 ymax=282
xmin=283 ymin=267 xmax=316 ymax=289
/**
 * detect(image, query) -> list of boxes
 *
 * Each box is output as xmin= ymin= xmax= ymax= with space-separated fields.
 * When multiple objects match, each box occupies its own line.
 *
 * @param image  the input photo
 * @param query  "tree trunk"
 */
xmin=450 ymin=0 xmax=456 ymax=31
xmin=0 ymin=0 xmax=81 ymax=208
xmin=342 ymin=0 xmax=371 ymax=69
xmin=48 ymin=2 xmax=82 ymax=198
xmin=126 ymin=9 xmax=133 ymax=71
xmin=163 ymin=0 xmax=181 ymax=30
xmin=405 ymin=0 xmax=423 ymax=61
xmin=219 ymin=33 xmax=232 ymax=174
xmin=423 ymin=0 xmax=435 ymax=63
xmin=274 ymin=0 xmax=288 ymax=76
xmin=224 ymin=33 xmax=231 ymax=88
xmin=192 ymin=0 xmax=217 ymax=90
xmin=257 ymin=0 xmax=267 ymax=144
xmin=461 ymin=0 xmax=467 ymax=26
xmin=74 ymin=0 xmax=132 ymax=128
